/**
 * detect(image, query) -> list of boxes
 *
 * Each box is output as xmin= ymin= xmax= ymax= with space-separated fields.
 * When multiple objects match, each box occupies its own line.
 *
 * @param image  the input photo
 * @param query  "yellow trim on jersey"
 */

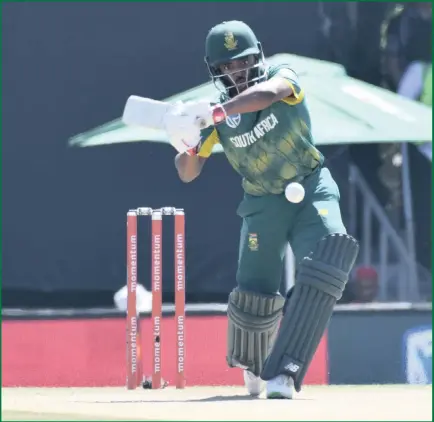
xmin=280 ymin=80 xmax=305 ymax=105
xmin=198 ymin=128 xmax=220 ymax=158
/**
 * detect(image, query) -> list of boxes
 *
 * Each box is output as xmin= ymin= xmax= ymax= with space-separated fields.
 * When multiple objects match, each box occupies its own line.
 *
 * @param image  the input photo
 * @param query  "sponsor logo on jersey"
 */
xmin=229 ymin=113 xmax=278 ymax=148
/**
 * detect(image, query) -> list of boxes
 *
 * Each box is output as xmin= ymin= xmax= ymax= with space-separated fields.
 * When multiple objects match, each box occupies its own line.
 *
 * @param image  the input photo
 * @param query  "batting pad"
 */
xmin=261 ymin=233 xmax=359 ymax=391
xmin=226 ymin=289 xmax=285 ymax=376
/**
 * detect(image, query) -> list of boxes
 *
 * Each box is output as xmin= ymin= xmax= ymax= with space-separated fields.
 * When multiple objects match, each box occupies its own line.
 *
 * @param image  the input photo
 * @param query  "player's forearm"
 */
xmin=174 ymin=153 xmax=204 ymax=183
xmin=222 ymin=79 xmax=293 ymax=115
xmin=222 ymin=90 xmax=275 ymax=115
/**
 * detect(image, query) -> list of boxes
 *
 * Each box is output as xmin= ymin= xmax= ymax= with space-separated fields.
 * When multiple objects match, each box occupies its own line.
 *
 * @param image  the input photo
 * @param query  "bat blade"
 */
xmin=122 ymin=96 xmax=173 ymax=130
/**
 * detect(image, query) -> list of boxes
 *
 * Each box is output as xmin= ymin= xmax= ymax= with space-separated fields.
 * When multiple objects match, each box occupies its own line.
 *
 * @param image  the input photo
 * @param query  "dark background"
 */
xmin=328 ymin=308 xmax=432 ymax=384
xmin=2 ymin=2 xmax=429 ymax=308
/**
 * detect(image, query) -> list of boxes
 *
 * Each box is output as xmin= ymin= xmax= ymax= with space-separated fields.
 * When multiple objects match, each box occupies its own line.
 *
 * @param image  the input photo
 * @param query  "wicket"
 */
xmin=126 ymin=207 xmax=186 ymax=390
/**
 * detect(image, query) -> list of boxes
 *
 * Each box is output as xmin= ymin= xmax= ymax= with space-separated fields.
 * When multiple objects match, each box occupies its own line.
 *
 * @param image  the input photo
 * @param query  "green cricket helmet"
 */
xmin=204 ymin=20 xmax=268 ymax=96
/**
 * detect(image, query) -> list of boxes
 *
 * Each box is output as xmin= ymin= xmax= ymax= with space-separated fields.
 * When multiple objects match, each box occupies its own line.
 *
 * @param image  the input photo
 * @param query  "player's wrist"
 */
xmin=186 ymin=142 xmax=201 ymax=156
xmin=211 ymin=104 xmax=227 ymax=125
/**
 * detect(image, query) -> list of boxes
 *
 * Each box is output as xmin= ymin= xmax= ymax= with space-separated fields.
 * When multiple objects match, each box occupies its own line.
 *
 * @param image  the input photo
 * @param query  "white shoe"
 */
xmin=266 ymin=374 xmax=294 ymax=399
xmin=243 ymin=370 xmax=265 ymax=397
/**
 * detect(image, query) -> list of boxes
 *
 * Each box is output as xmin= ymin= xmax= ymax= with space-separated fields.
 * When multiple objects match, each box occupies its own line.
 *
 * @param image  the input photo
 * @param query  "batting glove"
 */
xmin=176 ymin=100 xmax=227 ymax=130
xmin=163 ymin=110 xmax=202 ymax=155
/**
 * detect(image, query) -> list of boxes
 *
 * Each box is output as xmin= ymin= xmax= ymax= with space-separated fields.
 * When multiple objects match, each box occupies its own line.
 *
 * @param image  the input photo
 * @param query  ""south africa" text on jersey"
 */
xmin=229 ymin=114 xmax=279 ymax=148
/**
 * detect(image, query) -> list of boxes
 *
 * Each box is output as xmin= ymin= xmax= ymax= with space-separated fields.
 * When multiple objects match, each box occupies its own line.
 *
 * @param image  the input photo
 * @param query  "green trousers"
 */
xmin=236 ymin=167 xmax=347 ymax=295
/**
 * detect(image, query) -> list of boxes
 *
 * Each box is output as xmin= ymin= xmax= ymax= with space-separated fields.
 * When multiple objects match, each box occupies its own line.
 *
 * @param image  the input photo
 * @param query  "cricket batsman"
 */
xmin=165 ymin=20 xmax=359 ymax=398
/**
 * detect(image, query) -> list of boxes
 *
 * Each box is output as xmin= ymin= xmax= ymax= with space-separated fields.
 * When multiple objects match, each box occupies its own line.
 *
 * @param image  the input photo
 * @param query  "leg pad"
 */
xmin=227 ymin=289 xmax=285 ymax=376
xmin=261 ymin=234 xmax=359 ymax=391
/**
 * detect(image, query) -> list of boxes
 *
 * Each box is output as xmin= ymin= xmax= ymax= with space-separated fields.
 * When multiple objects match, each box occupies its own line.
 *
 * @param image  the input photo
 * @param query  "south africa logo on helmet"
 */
xmin=224 ymin=32 xmax=238 ymax=51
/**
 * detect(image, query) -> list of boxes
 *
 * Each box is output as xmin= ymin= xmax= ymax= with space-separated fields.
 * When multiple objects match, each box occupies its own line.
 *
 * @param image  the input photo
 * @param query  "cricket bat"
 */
xmin=122 ymin=96 xmax=174 ymax=130
xmin=122 ymin=95 xmax=209 ymax=131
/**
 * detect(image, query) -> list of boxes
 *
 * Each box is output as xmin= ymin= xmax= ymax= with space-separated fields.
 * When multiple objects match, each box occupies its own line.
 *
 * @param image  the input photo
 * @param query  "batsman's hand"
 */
xmin=163 ymin=100 xmax=226 ymax=155
xmin=164 ymin=112 xmax=201 ymax=155
xmin=184 ymin=100 xmax=227 ymax=129
xmin=165 ymin=100 xmax=227 ymax=131
xmin=162 ymin=101 xmax=199 ymax=154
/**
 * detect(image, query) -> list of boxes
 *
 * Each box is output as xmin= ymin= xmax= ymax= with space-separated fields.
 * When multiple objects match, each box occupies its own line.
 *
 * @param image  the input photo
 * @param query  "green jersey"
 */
xmin=198 ymin=65 xmax=324 ymax=196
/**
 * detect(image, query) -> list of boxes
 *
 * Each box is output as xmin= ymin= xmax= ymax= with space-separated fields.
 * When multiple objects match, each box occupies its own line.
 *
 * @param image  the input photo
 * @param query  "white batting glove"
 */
xmin=163 ymin=106 xmax=202 ymax=155
xmin=175 ymin=100 xmax=227 ymax=130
